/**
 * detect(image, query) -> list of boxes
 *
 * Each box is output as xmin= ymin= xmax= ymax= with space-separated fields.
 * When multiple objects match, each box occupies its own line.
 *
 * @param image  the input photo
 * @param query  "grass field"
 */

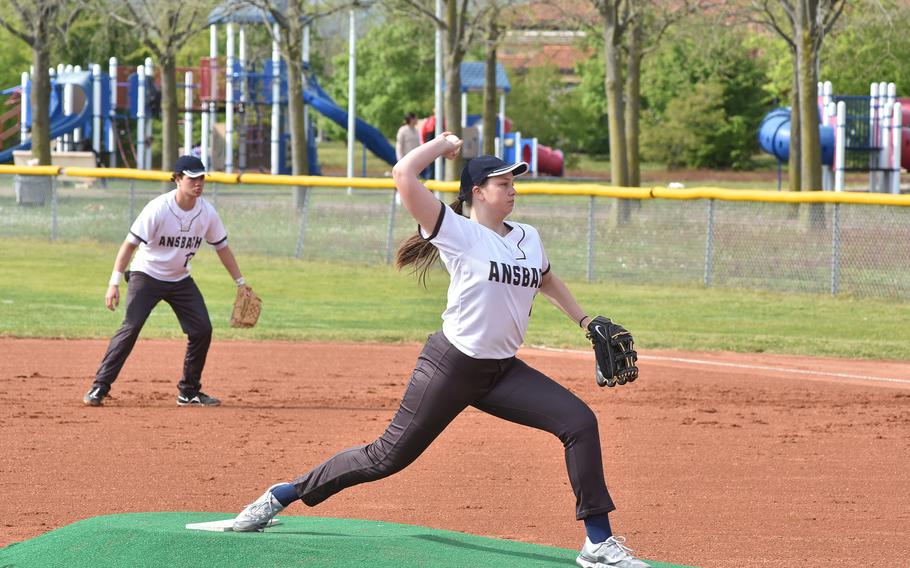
xmin=1 ymin=238 xmax=908 ymax=360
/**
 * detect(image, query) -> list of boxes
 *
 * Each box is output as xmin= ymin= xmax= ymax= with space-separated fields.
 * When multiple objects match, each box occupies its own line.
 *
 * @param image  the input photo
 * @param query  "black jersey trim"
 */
xmin=167 ymin=202 xmax=203 ymax=231
xmin=421 ymin=201 xmax=446 ymax=241
xmin=542 ymin=263 xmax=551 ymax=275
xmin=208 ymin=235 xmax=228 ymax=246
xmin=129 ymin=230 xmax=147 ymax=244
xmin=514 ymin=225 xmax=527 ymax=260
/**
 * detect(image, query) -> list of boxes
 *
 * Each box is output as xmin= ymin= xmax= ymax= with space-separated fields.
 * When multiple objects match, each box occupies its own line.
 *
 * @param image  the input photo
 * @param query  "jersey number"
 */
xmin=184 ymin=252 xmax=196 ymax=267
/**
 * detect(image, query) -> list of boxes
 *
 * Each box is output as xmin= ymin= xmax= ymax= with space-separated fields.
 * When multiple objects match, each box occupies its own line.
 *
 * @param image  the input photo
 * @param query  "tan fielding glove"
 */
xmin=230 ymin=285 xmax=262 ymax=328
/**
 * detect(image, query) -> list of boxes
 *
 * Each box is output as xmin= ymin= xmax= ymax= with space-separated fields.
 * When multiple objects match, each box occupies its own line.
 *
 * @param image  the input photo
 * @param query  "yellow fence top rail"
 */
xmin=2 ymin=165 xmax=910 ymax=206
xmin=0 ymin=165 xmax=61 ymax=176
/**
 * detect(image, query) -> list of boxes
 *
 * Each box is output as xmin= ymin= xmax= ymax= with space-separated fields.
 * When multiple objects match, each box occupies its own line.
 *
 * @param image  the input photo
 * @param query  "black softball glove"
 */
xmin=585 ymin=316 xmax=639 ymax=387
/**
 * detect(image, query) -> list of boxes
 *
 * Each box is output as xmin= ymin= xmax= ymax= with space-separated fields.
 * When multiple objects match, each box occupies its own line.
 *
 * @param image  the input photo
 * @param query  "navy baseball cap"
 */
xmin=458 ymin=156 xmax=528 ymax=201
xmin=174 ymin=155 xmax=206 ymax=178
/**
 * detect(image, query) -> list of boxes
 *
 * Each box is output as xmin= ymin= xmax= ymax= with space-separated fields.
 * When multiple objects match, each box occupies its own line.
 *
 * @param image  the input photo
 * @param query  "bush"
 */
xmin=639 ymin=19 xmax=770 ymax=169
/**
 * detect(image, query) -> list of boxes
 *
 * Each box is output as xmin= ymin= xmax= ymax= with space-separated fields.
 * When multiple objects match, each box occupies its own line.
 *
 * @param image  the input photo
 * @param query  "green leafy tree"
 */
xmin=639 ymin=19 xmax=769 ymax=169
xmin=821 ymin=0 xmax=910 ymax=94
xmin=326 ymin=11 xmax=435 ymax=139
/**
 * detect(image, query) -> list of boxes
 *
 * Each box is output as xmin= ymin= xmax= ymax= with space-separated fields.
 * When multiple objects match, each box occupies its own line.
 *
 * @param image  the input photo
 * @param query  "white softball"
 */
xmin=445 ymin=134 xmax=460 ymax=144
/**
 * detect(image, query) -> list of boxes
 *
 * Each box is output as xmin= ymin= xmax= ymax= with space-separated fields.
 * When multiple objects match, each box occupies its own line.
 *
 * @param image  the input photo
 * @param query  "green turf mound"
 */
xmin=0 ymin=512 xmax=696 ymax=568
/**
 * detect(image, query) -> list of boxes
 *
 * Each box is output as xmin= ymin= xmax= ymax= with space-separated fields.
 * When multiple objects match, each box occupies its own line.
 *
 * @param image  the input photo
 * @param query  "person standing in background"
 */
xmin=395 ymin=112 xmax=420 ymax=162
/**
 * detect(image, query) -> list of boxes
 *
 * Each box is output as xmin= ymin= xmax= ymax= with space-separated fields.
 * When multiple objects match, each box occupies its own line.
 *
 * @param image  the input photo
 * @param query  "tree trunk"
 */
xmin=625 ymin=18 xmax=642 ymax=188
xmin=286 ymin=59 xmax=308 ymax=176
xmin=444 ymin=0 xmax=464 ymax=180
xmin=482 ymin=26 xmax=498 ymax=157
xmin=795 ymin=2 xmax=825 ymax=229
xmin=602 ymin=4 xmax=630 ymax=224
xmin=30 ymin=43 xmax=51 ymax=166
xmin=159 ymin=55 xmax=178 ymax=173
xmin=788 ymin=56 xmax=801 ymax=194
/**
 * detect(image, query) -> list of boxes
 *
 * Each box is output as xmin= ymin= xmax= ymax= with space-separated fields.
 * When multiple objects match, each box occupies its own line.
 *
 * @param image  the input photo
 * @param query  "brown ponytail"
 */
xmin=396 ymin=198 xmax=465 ymax=286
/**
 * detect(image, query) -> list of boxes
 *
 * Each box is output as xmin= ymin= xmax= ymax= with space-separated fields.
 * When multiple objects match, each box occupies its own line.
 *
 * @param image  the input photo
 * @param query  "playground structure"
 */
xmin=0 ymin=8 xmax=565 ymax=179
xmin=419 ymin=62 xmax=565 ymax=177
xmin=759 ymin=81 xmax=906 ymax=193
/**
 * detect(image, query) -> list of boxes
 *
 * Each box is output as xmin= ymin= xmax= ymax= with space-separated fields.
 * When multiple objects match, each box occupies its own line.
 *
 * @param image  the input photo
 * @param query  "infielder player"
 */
xmin=83 ymin=155 xmax=246 ymax=408
xmin=232 ymin=135 xmax=650 ymax=568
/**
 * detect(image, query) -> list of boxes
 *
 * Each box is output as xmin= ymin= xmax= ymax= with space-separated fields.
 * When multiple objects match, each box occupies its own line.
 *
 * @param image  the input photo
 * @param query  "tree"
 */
xmin=0 ymin=0 xmax=84 ymax=165
xmin=621 ymin=1 xmax=698 ymax=187
xmin=326 ymin=9 xmax=435 ymax=138
xmin=476 ymin=1 xmax=519 ymax=156
xmin=638 ymin=20 xmax=768 ymax=170
xmin=95 ymin=0 xmax=216 ymax=173
xmin=394 ymin=0 xmax=485 ymax=179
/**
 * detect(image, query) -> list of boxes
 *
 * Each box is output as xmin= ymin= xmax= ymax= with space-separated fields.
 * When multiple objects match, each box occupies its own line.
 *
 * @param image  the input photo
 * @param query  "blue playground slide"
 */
xmin=303 ymin=75 xmax=397 ymax=166
xmin=758 ymin=107 xmax=835 ymax=165
xmin=0 ymin=72 xmax=93 ymax=164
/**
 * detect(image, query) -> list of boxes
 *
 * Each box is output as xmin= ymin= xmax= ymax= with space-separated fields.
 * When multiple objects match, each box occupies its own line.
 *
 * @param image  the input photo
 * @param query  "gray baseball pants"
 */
xmin=292 ymin=331 xmax=615 ymax=520
xmin=92 ymin=271 xmax=213 ymax=396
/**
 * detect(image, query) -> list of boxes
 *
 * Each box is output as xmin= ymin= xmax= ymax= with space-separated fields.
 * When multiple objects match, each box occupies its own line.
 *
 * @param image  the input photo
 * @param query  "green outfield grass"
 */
xmin=1 ymin=238 xmax=908 ymax=360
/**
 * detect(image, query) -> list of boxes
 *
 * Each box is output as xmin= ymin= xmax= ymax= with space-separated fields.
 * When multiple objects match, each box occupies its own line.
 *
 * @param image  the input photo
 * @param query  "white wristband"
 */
xmin=235 ymin=276 xmax=246 ymax=287
xmin=109 ymin=270 xmax=123 ymax=287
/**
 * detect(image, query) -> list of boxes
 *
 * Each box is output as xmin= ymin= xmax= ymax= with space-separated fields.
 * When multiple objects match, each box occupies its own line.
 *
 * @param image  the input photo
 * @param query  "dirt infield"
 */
xmin=1 ymin=338 xmax=908 ymax=567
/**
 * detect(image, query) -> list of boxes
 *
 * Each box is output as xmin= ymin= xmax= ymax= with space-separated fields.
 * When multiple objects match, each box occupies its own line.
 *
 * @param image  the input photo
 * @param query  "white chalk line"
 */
xmin=527 ymin=345 xmax=910 ymax=385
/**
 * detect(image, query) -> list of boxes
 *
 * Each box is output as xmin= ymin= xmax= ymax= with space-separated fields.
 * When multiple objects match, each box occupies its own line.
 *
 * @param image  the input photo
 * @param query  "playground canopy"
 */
xmin=459 ymin=62 xmax=511 ymax=94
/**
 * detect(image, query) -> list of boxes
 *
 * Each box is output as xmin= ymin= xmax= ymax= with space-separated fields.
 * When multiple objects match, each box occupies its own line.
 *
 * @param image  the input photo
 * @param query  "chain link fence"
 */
xmin=2 ymin=173 xmax=909 ymax=299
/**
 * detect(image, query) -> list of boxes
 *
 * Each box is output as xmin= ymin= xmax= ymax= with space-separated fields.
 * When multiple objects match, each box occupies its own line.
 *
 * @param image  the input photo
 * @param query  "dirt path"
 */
xmin=1 ymin=338 xmax=907 ymax=567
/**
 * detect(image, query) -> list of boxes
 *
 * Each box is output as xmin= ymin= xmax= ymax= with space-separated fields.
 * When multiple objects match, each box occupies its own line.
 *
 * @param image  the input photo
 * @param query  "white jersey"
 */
xmin=125 ymin=189 xmax=228 ymax=282
xmin=420 ymin=203 xmax=550 ymax=359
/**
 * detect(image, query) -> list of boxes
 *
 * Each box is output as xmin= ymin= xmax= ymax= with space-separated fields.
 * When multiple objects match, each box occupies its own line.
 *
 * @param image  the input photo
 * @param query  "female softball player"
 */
xmin=232 ymin=136 xmax=650 ymax=568
xmin=83 ymin=155 xmax=246 ymax=408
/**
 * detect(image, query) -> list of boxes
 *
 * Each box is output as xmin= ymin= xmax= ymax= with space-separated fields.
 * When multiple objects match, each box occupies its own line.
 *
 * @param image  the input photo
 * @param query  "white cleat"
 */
xmin=232 ymin=484 xmax=286 ymax=532
xmin=576 ymin=536 xmax=653 ymax=568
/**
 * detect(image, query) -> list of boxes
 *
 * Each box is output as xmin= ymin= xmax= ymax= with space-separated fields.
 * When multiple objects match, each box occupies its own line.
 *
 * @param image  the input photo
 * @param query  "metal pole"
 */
xmin=835 ymin=102 xmax=846 ymax=192
xmin=144 ymin=58 xmax=153 ymax=169
xmin=499 ymin=93 xmax=506 ymax=159
xmin=586 ymin=195 xmax=595 ymax=282
xmin=294 ymin=188 xmax=311 ymax=258
xmin=271 ymin=24 xmax=280 ymax=175
xmin=50 ymin=177 xmax=58 ymax=241
xmin=893 ymin=103 xmax=903 ymax=195
xmin=73 ymin=65 xmax=82 ymax=149
xmin=92 ymin=64 xmax=102 ymax=156
xmin=225 ymin=23 xmax=235 ymax=173
xmin=704 ymin=199 xmax=716 ymax=287
xmin=184 ymin=71 xmax=194 ymax=156
xmin=346 ymin=9 xmax=356 ymax=194
xmin=385 ymin=189 xmax=398 ymax=265
xmin=209 ymin=26 xmax=217 ymax=170
xmin=869 ymin=83 xmax=879 ymax=192
xmin=831 ymin=203 xmax=841 ymax=295
xmin=129 ymin=179 xmax=135 ymax=223
xmin=239 ymin=26 xmax=247 ymax=171
xmin=434 ymin=0 xmax=443 ymax=181
xmin=20 ymin=71 xmax=29 ymax=144
xmin=136 ymin=65 xmax=146 ymax=169
xmin=108 ymin=57 xmax=118 ymax=167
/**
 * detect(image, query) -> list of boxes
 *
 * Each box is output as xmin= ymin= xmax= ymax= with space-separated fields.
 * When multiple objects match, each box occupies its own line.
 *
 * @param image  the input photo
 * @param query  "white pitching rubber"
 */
xmin=185 ymin=518 xmax=281 ymax=532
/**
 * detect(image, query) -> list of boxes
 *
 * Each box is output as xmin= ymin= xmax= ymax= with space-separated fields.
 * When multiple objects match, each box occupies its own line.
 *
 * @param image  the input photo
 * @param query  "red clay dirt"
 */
xmin=1 ymin=338 xmax=908 ymax=567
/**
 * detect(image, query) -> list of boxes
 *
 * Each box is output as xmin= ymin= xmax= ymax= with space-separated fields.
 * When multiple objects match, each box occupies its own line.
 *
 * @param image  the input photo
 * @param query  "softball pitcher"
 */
xmin=232 ymin=136 xmax=650 ymax=568
xmin=83 ymin=155 xmax=246 ymax=408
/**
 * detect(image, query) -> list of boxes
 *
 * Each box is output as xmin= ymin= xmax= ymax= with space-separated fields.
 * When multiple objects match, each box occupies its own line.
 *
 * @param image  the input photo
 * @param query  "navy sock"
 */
xmin=269 ymin=483 xmax=299 ymax=507
xmin=583 ymin=513 xmax=613 ymax=543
